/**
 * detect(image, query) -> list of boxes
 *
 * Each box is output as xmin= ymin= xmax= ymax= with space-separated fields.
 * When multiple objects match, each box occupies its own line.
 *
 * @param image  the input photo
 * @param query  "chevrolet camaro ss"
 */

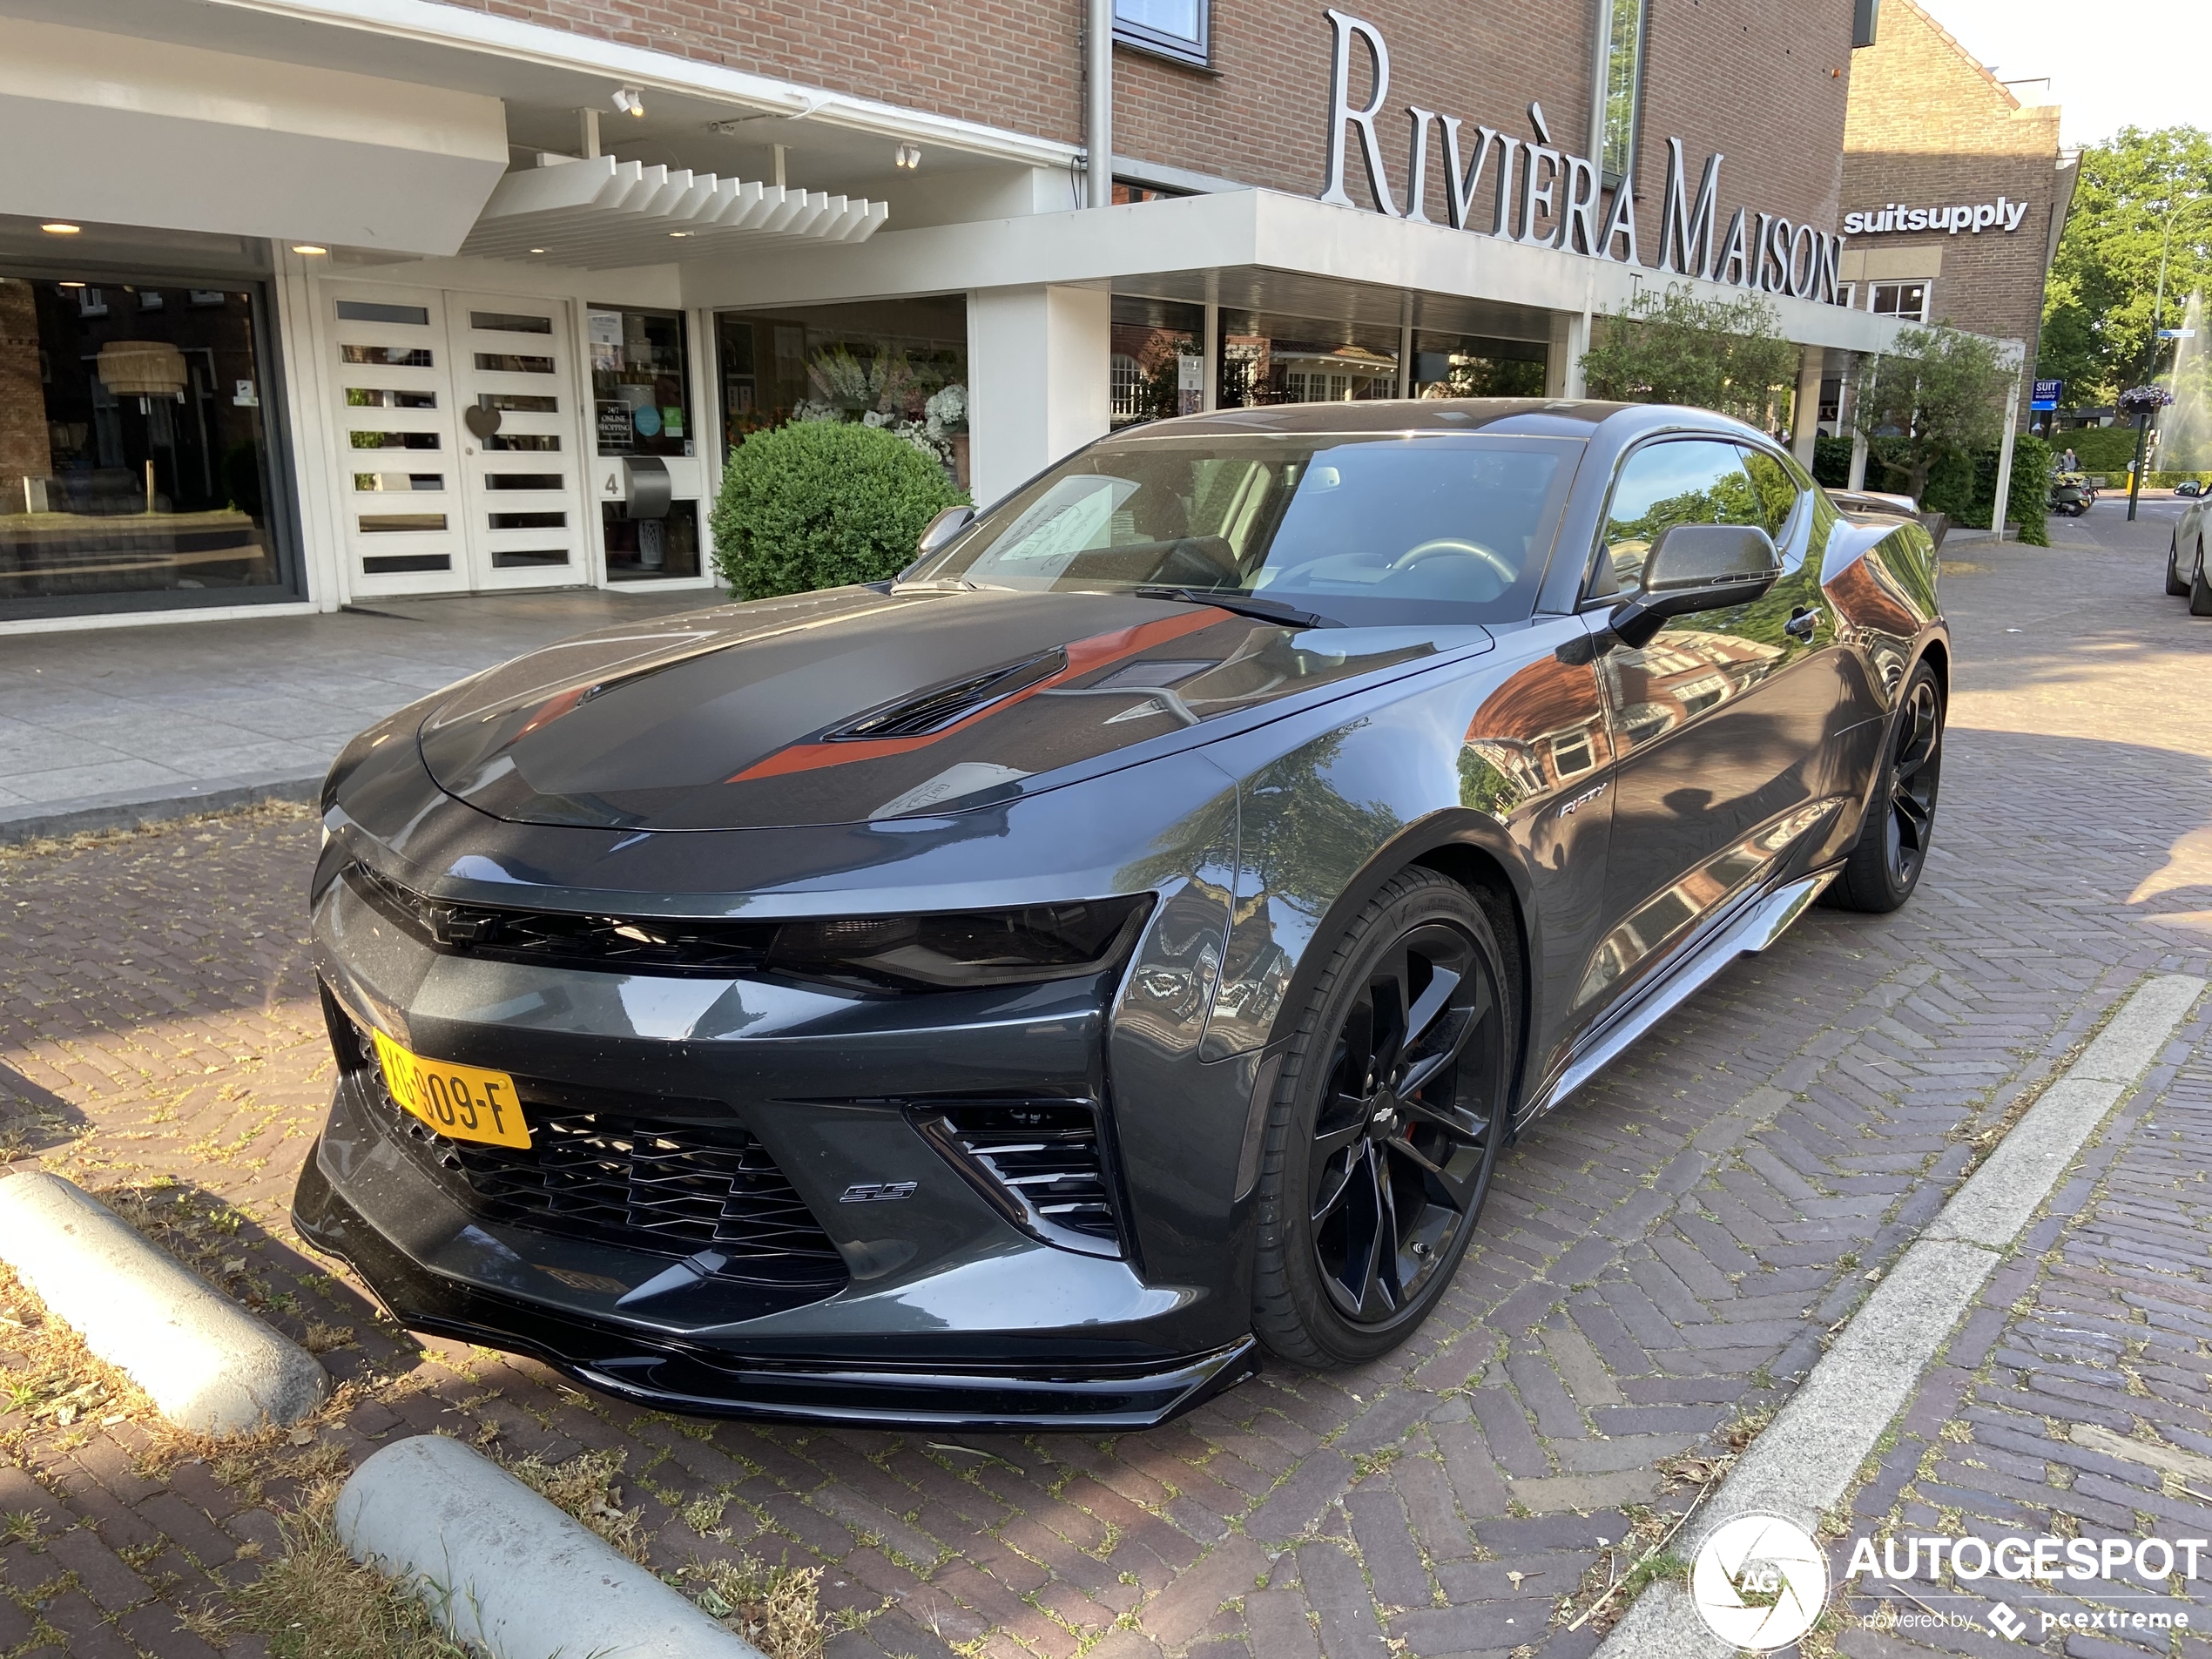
xmin=295 ymin=399 xmax=1947 ymax=1429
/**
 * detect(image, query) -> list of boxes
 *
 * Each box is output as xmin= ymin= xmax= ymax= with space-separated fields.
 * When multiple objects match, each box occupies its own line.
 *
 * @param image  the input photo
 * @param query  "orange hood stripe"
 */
xmin=725 ymin=607 xmax=1231 ymax=784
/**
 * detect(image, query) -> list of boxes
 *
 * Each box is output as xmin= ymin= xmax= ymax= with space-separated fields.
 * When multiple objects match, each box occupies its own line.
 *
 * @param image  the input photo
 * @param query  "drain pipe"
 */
xmin=1086 ymin=0 xmax=1113 ymax=206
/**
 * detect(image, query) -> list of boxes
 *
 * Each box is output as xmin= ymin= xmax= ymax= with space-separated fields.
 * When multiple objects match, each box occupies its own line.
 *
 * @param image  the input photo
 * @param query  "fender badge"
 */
xmin=840 ymin=1181 xmax=918 ymax=1204
xmin=1558 ymin=782 xmax=1608 ymax=818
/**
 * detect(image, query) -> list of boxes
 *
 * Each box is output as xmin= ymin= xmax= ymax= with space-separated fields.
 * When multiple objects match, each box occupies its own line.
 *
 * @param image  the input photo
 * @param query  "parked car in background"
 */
xmin=2168 ymin=492 xmax=2212 ymax=613
xmin=296 ymin=399 xmax=1949 ymax=1428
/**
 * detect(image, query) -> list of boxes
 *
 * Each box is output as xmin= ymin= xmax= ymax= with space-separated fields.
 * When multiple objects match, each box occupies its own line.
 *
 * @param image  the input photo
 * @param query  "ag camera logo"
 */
xmin=1690 ymin=1514 xmax=1831 ymax=1651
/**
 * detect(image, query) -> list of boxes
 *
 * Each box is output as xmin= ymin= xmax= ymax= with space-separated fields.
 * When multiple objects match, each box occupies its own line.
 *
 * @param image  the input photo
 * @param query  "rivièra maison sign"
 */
xmin=1318 ymin=9 xmax=1848 ymax=307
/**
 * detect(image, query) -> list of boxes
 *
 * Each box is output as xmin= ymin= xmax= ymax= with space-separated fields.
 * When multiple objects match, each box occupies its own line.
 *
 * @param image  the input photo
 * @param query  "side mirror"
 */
xmin=1608 ymin=523 xmax=1781 ymax=650
xmin=916 ymin=504 xmax=975 ymax=557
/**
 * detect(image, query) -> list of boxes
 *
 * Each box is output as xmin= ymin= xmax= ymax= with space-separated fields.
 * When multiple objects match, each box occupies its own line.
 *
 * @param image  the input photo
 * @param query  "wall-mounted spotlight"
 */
xmin=894 ymin=143 xmax=921 ymax=171
xmin=611 ymin=86 xmax=645 ymax=118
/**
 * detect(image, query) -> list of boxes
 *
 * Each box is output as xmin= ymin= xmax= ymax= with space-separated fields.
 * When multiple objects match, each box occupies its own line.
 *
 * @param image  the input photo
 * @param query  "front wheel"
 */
xmin=2168 ymin=536 xmax=2190 ymax=596
xmin=2189 ymin=543 xmax=2212 ymax=617
xmin=1828 ymin=663 xmax=1944 ymax=914
xmin=1251 ymin=868 xmax=1518 ymax=1367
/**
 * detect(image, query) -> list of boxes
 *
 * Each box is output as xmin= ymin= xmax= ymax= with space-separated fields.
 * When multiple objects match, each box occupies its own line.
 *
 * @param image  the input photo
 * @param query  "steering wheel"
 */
xmin=1388 ymin=537 xmax=1517 ymax=586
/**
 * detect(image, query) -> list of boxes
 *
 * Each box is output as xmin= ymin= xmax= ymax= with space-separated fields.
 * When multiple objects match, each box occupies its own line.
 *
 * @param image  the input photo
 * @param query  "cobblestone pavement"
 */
xmin=1 ymin=497 xmax=2209 ymax=1659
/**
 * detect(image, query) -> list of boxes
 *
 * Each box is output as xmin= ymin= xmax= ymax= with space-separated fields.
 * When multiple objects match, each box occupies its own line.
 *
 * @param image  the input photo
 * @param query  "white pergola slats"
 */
xmin=460 ymin=154 xmax=888 ymax=268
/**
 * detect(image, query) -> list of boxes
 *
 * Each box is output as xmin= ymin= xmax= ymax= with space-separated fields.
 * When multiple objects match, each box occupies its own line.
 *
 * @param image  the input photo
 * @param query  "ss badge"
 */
xmin=840 ymin=1181 xmax=918 ymax=1204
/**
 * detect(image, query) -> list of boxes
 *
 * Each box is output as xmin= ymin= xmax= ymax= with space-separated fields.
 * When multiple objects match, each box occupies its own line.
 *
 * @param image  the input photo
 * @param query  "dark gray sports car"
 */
xmin=295 ymin=399 xmax=1946 ymax=1428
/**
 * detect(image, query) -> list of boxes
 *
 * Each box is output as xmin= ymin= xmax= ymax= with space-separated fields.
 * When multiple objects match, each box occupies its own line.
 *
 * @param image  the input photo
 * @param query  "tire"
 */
xmin=1829 ymin=662 xmax=1944 ymax=914
xmin=2191 ymin=543 xmax=2212 ymax=617
xmin=2168 ymin=535 xmax=2191 ymax=597
xmin=1251 ymin=867 xmax=1519 ymax=1367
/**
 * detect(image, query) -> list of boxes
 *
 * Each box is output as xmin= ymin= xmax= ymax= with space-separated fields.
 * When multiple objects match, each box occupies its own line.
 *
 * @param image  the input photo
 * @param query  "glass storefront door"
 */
xmin=0 ymin=273 xmax=287 ymax=616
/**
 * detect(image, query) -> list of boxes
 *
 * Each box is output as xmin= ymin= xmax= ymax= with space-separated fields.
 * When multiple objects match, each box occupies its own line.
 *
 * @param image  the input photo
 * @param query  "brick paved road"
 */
xmin=1 ymin=497 xmax=2209 ymax=1659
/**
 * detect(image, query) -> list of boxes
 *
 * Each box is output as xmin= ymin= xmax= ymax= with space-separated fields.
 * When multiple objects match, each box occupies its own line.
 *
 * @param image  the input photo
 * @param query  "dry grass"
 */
xmin=0 ymin=796 xmax=314 ymax=864
xmin=684 ymin=1554 xmax=828 ymax=1659
xmin=498 ymin=1445 xmax=647 ymax=1561
xmin=231 ymin=1480 xmax=469 ymax=1659
xmin=0 ymin=1260 xmax=153 ymax=1446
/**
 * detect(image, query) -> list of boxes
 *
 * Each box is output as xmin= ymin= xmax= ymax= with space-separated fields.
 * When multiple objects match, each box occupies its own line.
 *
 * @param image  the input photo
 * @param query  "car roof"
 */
xmin=1109 ymin=397 xmax=1779 ymax=449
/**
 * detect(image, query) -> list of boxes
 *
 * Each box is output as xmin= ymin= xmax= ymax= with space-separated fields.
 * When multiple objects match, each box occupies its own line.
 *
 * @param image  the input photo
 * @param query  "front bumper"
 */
xmin=295 ymin=1149 xmax=1258 ymax=1429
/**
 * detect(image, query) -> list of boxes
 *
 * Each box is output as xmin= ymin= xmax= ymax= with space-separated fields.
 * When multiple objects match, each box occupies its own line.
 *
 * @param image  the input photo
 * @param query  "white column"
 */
xmin=1847 ymin=353 xmax=1873 ymax=490
xmin=1546 ymin=309 xmax=1590 ymax=399
xmin=1791 ymin=347 xmax=1823 ymax=467
xmin=967 ymin=285 xmax=1111 ymax=508
xmin=1989 ymin=374 xmax=2022 ymax=536
xmin=1202 ymin=301 xmax=1220 ymax=413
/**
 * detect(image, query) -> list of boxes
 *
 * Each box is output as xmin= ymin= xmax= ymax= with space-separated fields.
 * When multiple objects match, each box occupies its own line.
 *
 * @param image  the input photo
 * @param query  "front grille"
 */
xmin=912 ymin=1101 xmax=1124 ymax=1258
xmin=347 ymin=864 xmax=775 ymax=978
xmin=342 ymin=1022 xmax=845 ymax=1289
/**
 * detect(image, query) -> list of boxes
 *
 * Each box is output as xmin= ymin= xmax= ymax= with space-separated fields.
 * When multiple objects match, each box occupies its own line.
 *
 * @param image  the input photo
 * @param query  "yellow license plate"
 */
xmin=371 ymin=1028 xmax=531 ymax=1150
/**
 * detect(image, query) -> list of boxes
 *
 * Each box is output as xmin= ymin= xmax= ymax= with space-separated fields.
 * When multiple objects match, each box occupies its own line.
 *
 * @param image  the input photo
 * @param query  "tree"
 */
xmin=1579 ymin=287 xmax=1801 ymax=427
xmin=2040 ymin=125 xmax=2212 ymax=405
xmin=1854 ymin=327 xmax=2012 ymax=505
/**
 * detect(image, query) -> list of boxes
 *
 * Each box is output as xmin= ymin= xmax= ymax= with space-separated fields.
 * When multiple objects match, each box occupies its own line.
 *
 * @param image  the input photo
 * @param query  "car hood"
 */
xmin=416 ymin=586 xmax=1481 ymax=830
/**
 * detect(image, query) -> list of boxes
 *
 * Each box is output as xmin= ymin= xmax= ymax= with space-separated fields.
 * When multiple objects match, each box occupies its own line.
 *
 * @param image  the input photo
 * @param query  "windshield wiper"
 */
xmin=1132 ymin=586 xmax=1339 ymax=630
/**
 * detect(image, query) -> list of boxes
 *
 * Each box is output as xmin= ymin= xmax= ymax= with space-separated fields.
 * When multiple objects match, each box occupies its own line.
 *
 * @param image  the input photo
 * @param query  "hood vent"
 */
xmin=911 ymin=1100 xmax=1124 ymax=1258
xmin=826 ymin=649 xmax=1065 ymax=741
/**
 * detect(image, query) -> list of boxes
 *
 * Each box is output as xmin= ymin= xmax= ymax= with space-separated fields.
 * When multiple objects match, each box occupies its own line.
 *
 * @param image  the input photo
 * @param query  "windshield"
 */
xmin=904 ymin=431 xmax=1581 ymax=625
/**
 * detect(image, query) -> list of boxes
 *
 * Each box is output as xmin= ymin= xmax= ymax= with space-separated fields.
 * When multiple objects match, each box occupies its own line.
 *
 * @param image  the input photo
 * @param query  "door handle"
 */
xmin=1784 ymin=606 xmax=1818 ymax=640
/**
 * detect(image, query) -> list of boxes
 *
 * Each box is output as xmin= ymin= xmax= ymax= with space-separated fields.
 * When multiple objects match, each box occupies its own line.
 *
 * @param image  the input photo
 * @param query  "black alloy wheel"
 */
xmin=2168 ymin=532 xmax=2191 ymax=597
xmin=2189 ymin=540 xmax=2212 ymax=617
xmin=1829 ymin=662 xmax=1945 ymax=913
xmin=1252 ymin=867 xmax=1518 ymax=1366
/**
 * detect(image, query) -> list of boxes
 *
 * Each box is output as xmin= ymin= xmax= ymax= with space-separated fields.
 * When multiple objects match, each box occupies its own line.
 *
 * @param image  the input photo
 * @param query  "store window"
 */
xmin=1410 ymin=334 xmax=1548 ymax=398
xmin=1110 ymin=296 xmax=1204 ymax=429
xmin=0 ymin=274 xmax=285 ymax=612
xmin=1217 ymin=310 xmax=1400 ymax=408
xmin=589 ymin=306 xmax=691 ymax=459
xmin=1114 ymin=0 xmax=1208 ymax=66
xmin=1596 ymin=0 xmax=1650 ymax=187
xmin=714 ymin=295 xmax=968 ymax=488
xmin=1870 ymin=281 xmax=1930 ymax=322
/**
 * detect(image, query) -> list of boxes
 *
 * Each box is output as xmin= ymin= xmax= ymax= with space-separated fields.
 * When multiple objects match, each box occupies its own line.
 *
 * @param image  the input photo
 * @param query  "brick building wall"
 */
xmin=431 ymin=0 xmax=1857 ymax=258
xmin=1841 ymin=0 xmax=2064 ymax=400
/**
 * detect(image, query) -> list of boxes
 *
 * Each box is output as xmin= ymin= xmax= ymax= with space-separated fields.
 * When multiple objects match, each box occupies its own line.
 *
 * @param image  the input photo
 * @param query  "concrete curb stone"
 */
xmin=0 ymin=770 xmax=320 ymax=847
xmin=336 ymin=1433 xmax=768 ymax=1659
xmin=0 ymin=1171 xmax=327 ymax=1435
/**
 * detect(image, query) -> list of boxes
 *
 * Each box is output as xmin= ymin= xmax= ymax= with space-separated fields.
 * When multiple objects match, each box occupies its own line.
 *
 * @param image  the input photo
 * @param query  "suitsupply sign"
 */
xmin=1316 ymin=9 xmax=1850 ymax=307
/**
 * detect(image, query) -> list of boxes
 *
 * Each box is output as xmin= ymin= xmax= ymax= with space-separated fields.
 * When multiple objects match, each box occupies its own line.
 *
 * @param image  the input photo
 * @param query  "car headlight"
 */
xmin=768 ymin=895 xmax=1156 ymax=991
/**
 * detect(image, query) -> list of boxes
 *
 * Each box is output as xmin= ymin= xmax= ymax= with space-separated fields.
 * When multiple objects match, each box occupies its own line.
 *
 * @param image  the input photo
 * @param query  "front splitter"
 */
xmin=293 ymin=1147 xmax=1259 ymax=1431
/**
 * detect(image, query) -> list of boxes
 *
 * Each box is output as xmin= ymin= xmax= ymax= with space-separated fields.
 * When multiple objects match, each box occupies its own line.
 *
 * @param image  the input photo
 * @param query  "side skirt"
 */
xmin=1518 ymin=864 xmax=1841 ymax=1126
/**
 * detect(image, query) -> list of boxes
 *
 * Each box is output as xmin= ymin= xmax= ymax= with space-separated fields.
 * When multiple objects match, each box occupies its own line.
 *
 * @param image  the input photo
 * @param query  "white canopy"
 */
xmin=462 ymin=155 xmax=888 ymax=269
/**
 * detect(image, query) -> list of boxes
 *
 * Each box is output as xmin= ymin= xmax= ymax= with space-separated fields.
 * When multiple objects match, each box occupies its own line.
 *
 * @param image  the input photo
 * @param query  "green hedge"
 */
xmin=2051 ymin=426 xmax=2143 ymax=474
xmin=1811 ymin=435 xmax=1853 ymax=489
xmin=710 ymin=421 xmax=968 ymax=600
xmin=1862 ymin=433 xmax=2048 ymax=546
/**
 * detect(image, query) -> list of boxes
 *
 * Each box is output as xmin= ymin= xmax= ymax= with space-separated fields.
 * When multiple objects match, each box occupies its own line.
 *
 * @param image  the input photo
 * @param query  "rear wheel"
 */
xmin=1829 ymin=663 xmax=1944 ymax=914
xmin=2189 ymin=543 xmax=2212 ymax=617
xmin=1251 ymin=868 xmax=1517 ymax=1367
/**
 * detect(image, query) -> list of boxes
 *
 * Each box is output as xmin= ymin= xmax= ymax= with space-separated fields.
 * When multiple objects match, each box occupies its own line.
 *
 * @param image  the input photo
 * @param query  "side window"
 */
xmin=1736 ymin=447 xmax=1806 ymax=543
xmin=1591 ymin=440 xmax=1762 ymax=597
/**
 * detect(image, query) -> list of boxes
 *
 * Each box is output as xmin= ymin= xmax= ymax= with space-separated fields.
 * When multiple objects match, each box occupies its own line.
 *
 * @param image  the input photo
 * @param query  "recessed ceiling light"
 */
xmin=291 ymin=245 xmax=327 ymax=255
xmin=41 ymin=223 xmax=80 ymax=235
xmin=669 ymin=231 xmax=689 ymax=238
xmin=529 ymin=246 xmax=548 ymax=254
xmin=57 ymin=280 xmax=84 ymax=288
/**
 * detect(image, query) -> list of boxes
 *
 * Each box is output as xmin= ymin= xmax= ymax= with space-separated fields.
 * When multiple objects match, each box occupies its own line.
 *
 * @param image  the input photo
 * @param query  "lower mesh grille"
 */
xmin=344 ymin=1023 xmax=845 ymax=1289
xmin=912 ymin=1101 xmax=1124 ymax=1258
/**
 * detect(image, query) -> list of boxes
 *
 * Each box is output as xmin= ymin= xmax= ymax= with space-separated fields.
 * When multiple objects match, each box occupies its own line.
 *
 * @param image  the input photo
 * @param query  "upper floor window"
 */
xmin=1597 ymin=0 xmax=1649 ymax=186
xmin=1115 ymin=0 xmax=1209 ymax=67
xmin=1870 ymin=281 xmax=1930 ymax=322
